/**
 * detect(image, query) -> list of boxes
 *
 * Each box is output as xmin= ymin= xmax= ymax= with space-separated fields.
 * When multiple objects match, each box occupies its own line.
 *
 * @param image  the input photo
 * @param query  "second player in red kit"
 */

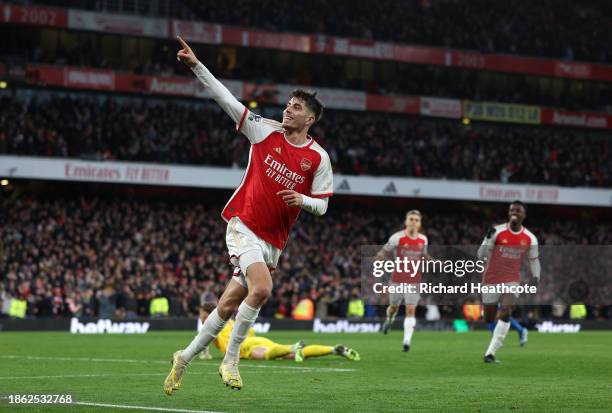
xmin=478 ymin=201 xmax=540 ymax=364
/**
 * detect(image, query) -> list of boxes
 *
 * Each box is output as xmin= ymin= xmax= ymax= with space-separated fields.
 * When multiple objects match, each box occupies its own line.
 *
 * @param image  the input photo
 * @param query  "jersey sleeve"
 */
xmin=528 ymin=234 xmax=539 ymax=260
xmin=310 ymin=149 xmax=333 ymax=198
xmin=191 ymin=62 xmax=277 ymax=144
xmin=237 ymin=110 xmax=282 ymax=144
xmin=477 ymin=228 xmax=499 ymax=259
xmin=383 ymin=233 xmax=399 ymax=252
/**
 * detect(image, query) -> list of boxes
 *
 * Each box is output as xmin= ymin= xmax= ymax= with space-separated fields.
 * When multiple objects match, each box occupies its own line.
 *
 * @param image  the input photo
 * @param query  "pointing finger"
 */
xmin=177 ymin=36 xmax=189 ymax=50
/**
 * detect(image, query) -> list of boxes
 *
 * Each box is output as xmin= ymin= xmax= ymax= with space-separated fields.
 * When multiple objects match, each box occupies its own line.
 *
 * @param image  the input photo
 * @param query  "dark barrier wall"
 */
xmin=0 ymin=317 xmax=610 ymax=333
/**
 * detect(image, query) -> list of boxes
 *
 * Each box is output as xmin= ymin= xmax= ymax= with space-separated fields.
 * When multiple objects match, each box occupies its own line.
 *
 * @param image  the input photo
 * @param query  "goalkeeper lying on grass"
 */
xmin=197 ymin=304 xmax=360 ymax=362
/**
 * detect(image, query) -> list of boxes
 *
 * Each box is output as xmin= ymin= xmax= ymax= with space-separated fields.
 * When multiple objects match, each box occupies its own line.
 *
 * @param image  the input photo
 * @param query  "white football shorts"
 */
xmin=388 ymin=282 xmax=421 ymax=306
xmin=226 ymin=216 xmax=281 ymax=288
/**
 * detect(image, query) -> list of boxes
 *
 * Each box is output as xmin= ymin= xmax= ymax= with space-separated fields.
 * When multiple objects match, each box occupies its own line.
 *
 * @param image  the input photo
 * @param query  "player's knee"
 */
xmin=249 ymin=285 xmax=272 ymax=306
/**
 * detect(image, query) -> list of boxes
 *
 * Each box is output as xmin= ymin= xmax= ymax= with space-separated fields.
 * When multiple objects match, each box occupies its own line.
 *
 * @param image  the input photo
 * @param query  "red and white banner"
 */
xmin=477 ymin=184 xmax=559 ymax=204
xmin=172 ymin=20 xmax=221 ymax=44
xmin=5 ymin=3 xmax=612 ymax=83
xmin=64 ymin=67 xmax=115 ymax=91
xmin=3 ymin=156 xmax=611 ymax=207
xmin=1 ymin=4 xmax=67 ymax=27
xmin=541 ymin=109 xmax=612 ymax=129
xmin=318 ymin=37 xmax=395 ymax=60
xmin=420 ymin=97 xmax=462 ymax=119
xmin=21 ymin=64 xmax=612 ymax=130
xmin=68 ymin=9 xmax=167 ymax=38
xmin=554 ymin=62 xmax=592 ymax=79
xmin=234 ymin=28 xmax=311 ymax=52
xmin=366 ymin=95 xmax=420 ymax=114
xmin=147 ymin=75 xmax=199 ymax=97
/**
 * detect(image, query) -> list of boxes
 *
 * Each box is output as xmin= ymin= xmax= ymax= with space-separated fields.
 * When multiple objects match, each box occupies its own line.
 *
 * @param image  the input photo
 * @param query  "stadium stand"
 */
xmin=2 ymin=195 xmax=611 ymax=319
xmin=3 ymin=29 xmax=611 ymax=112
xmin=1 ymin=94 xmax=610 ymax=187
xmin=31 ymin=0 xmax=612 ymax=63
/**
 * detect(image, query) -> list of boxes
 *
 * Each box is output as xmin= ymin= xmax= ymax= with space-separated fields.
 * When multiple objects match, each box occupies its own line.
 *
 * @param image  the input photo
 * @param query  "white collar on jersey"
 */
xmin=506 ymin=223 xmax=524 ymax=235
xmin=283 ymin=132 xmax=312 ymax=148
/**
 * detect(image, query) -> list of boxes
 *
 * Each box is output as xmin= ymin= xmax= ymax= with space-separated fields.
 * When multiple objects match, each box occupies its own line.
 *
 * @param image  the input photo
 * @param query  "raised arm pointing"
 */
xmin=176 ymin=36 xmax=245 ymax=126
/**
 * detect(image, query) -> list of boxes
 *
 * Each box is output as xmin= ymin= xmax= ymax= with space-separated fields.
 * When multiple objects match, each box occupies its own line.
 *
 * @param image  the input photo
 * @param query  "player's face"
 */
xmin=405 ymin=214 xmax=421 ymax=232
xmin=282 ymin=97 xmax=315 ymax=131
xmin=508 ymin=203 xmax=526 ymax=225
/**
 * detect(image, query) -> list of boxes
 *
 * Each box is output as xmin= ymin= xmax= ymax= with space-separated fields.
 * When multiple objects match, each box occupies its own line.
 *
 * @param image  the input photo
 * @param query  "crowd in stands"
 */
xmin=1 ymin=195 xmax=611 ymax=320
xmin=184 ymin=0 xmax=612 ymax=63
xmin=2 ymin=94 xmax=611 ymax=188
xmin=33 ymin=0 xmax=612 ymax=63
xmin=4 ymin=30 xmax=611 ymax=113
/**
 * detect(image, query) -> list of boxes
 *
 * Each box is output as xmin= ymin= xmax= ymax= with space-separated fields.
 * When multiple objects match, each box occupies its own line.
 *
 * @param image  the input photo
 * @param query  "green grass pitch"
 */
xmin=1 ymin=330 xmax=611 ymax=412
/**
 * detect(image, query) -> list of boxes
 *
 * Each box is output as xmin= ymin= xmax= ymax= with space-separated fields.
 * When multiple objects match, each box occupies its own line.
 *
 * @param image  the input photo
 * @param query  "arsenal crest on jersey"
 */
xmin=300 ymin=158 xmax=312 ymax=171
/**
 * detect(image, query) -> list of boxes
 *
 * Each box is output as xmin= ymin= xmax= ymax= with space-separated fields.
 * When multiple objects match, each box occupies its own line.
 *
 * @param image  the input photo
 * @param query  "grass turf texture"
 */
xmin=1 ymin=331 xmax=611 ymax=412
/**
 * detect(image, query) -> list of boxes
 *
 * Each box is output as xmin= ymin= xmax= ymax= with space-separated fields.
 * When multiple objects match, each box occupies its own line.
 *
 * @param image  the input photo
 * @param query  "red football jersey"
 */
xmin=222 ymin=109 xmax=333 ymax=250
xmin=481 ymin=223 xmax=539 ymax=284
xmin=383 ymin=230 xmax=428 ymax=284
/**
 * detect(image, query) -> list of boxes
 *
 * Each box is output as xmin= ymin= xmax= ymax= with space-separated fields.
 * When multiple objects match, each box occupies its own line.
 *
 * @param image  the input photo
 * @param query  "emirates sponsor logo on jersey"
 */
xmin=300 ymin=158 xmax=312 ymax=171
xmin=264 ymin=153 xmax=306 ymax=190
xmin=497 ymin=245 xmax=524 ymax=259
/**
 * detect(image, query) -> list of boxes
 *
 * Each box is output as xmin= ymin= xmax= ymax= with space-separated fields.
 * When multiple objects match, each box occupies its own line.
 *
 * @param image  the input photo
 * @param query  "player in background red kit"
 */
xmin=477 ymin=201 xmax=540 ymax=363
xmin=376 ymin=210 xmax=429 ymax=352
xmin=164 ymin=36 xmax=333 ymax=393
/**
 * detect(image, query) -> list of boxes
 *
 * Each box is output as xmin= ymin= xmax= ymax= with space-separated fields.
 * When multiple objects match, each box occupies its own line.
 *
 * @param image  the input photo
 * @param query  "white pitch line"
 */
xmin=0 ymin=355 xmax=357 ymax=372
xmin=0 ymin=372 xmax=216 ymax=380
xmin=75 ymin=401 xmax=223 ymax=413
xmin=0 ymin=373 xmax=162 ymax=380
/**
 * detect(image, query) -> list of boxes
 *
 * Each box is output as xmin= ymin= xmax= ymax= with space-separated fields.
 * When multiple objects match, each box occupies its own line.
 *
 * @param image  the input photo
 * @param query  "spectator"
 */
xmin=347 ymin=288 xmax=365 ymax=319
xmin=1 ymin=94 xmax=610 ymax=188
xmin=2 ymin=195 xmax=611 ymax=319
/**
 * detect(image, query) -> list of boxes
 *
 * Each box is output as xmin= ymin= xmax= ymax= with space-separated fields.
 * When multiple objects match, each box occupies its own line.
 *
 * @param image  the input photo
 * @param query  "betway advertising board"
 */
xmin=0 ymin=318 xmax=606 ymax=333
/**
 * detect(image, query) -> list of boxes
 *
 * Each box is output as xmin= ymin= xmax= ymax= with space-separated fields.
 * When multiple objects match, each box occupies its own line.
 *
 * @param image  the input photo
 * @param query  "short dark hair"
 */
xmin=292 ymin=89 xmax=324 ymax=123
xmin=510 ymin=200 xmax=527 ymax=211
